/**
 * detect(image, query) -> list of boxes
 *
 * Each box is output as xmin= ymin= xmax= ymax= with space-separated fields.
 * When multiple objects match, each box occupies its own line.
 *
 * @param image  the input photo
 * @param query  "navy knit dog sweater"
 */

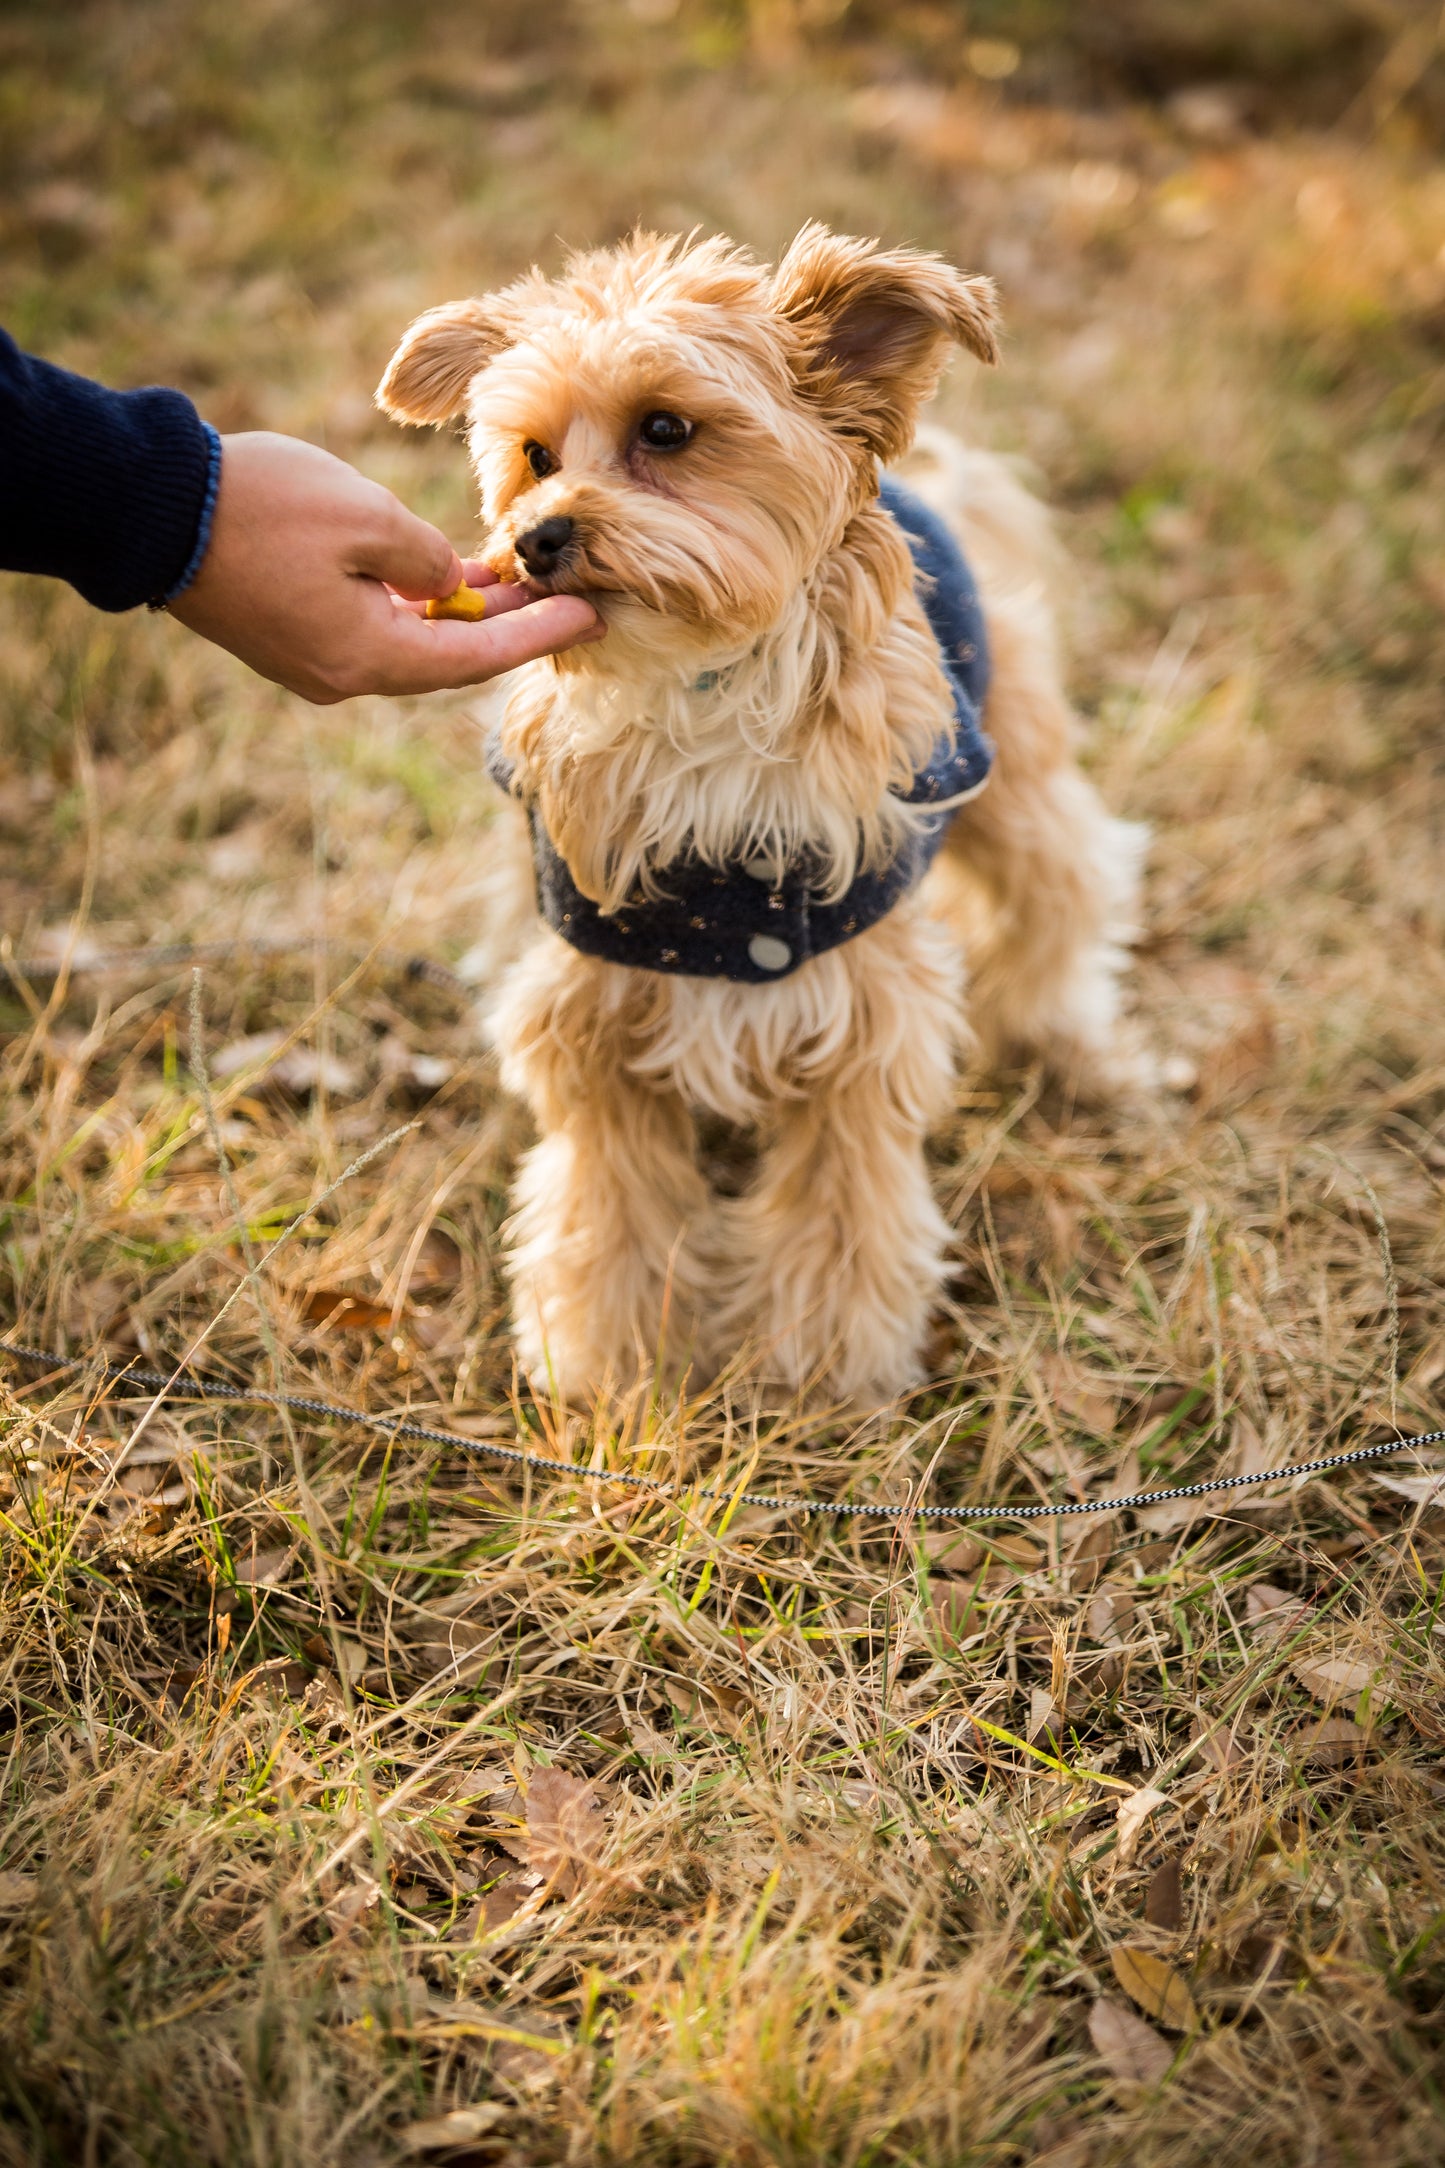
xmin=487 ymin=474 xmax=993 ymax=984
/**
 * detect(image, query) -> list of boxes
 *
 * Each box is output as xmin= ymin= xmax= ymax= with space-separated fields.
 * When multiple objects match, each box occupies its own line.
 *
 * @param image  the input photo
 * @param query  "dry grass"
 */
xmin=4 ymin=2 xmax=1445 ymax=2161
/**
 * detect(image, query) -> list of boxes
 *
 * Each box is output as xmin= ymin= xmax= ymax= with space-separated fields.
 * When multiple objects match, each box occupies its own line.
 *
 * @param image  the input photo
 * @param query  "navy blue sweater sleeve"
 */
xmin=0 ymin=327 xmax=218 ymax=612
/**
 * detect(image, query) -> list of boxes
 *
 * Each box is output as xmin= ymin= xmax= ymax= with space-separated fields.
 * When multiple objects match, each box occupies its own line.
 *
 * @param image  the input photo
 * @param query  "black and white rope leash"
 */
xmin=2 ymin=1340 xmax=1438 ymax=1526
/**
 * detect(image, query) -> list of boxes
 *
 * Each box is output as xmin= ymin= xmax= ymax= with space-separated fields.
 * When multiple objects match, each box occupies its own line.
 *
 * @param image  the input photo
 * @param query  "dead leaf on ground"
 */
xmin=928 ymin=1579 xmax=981 ymax=1635
xmin=273 ymin=1046 xmax=362 ymax=1096
xmin=1109 ymin=1945 xmax=1199 ymax=2032
xmin=492 ymin=2020 xmax=562 ymax=2085
xmin=1087 ymin=1587 xmax=1135 ymax=1646
xmin=1292 ymin=1652 xmax=1375 ymax=1705
xmin=1028 ymin=1686 xmax=1062 ymax=1745
xmin=210 ymin=1029 xmax=285 ymax=1080
xmin=449 ymin=1851 xmax=538 ymax=1941
xmin=1247 ymin=1581 xmax=1311 ymax=1643
xmin=377 ymin=1034 xmax=456 ymax=1095
xmin=664 ymin=1675 xmax=749 ymax=1727
xmin=1372 ymin=1471 xmax=1445 ymax=1508
xmin=1293 ymin=1716 xmax=1372 ymax=1765
xmin=302 ymin=1287 xmax=405 ymax=1334
xmin=1189 ymin=1712 xmax=1244 ymax=1775
xmin=409 ymin=1228 xmax=464 ymax=1293
xmin=325 ymin=1875 xmax=382 ymax=1935
xmin=211 ymin=1031 xmax=360 ymax=1097
xmin=523 ymin=1767 xmax=604 ymax=1897
xmin=234 ymin=1543 xmax=294 ymax=1587
xmin=254 ymin=1659 xmax=312 ymax=1700
xmin=1037 ymin=1352 xmax=1117 ymax=1437
xmin=159 ymin=1665 xmax=204 ymax=1709
xmin=1065 ymin=1517 xmax=1113 ymax=1591
xmin=303 ymin=1631 xmax=367 ymax=1681
xmin=1230 ymin=1931 xmax=1286 ymax=1986
xmin=983 ymin=1532 xmax=1043 ymax=1570
xmin=102 ymin=1435 xmax=183 ymax=1471
xmin=1131 ymin=1487 xmax=1206 ymax=1535
xmin=398 ymin=2104 xmax=506 ymax=2153
xmin=1230 ymin=1411 xmax=1264 ymax=1472
xmin=923 ymin=1526 xmax=983 ymax=1574
xmin=1088 ymin=1996 xmax=1174 ymax=2088
xmin=1145 ymin=1856 xmax=1183 ymax=1932
xmin=1115 ymin=1785 xmax=1168 ymax=1864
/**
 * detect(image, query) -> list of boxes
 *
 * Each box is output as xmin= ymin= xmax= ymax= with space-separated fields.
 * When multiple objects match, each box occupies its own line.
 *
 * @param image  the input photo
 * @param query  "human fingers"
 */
xmin=350 ymin=493 xmax=461 ymax=601
xmin=391 ymin=577 xmax=534 ymax=621
xmin=359 ymin=592 xmax=602 ymax=696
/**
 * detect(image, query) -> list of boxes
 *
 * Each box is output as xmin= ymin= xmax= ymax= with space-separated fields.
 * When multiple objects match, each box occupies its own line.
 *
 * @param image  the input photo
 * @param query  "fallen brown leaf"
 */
xmin=481 ymin=1875 xmax=533 ymax=1930
xmin=398 ymin=2104 xmax=505 ymax=2153
xmin=1065 ymin=1517 xmax=1113 ymax=1591
xmin=524 ymin=1766 xmax=604 ymax=1897
xmin=1293 ymin=1715 xmax=1372 ymax=1765
xmin=377 ymin=1035 xmax=456 ymax=1095
xmin=1087 ymin=1995 xmax=1174 ymax=2088
xmin=928 ymin=1579 xmax=980 ymax=1635
xmin=410 ymin=1228 xmax=463 ymax=1293
xmin=1087 ymin=1587 xmax=1135 ymax=1646
xmin=1231 ymin=1931 xmax=1286 ymax=1985
xmin=325 ymin=1874 xmax=382 ymax=1936
xmin=1115 ymin=1785 xmax=1169 ymax=1864
xmin=1037 ymin=1352 xmax=1117 ymax=1436
xmin=1247 ymin=1582 xmax=1309 ymax=1643
xmin=210 ymin=1029 xmax=285 ymax=1080
xmin=1145 ymin=1855 xmax=1183 ymax=1932
xmin=1027 ymin=1686 xmax=1062 ymax=1745
xmin=254 ymin=1659 xmax=312 ymax=1701
xmin=303 ymin=1631 xmax=367 ymax=1681
xmin=303 ymin=1288 xmax=401 ymax=1334
xmin=1292 ymin=1652 xmax=1374 ymax=1704
xmin=1109 ymin=1944 xmax=1199 ymax=2032
xmin=1371 ymin=1471 xmax=1445 ymax=1507
xmin=1189 ymin=1712 xmax=1243 ymax=1775
xmin=982 ymin=1532 xmax=1042 ymax=1570
xmin=1131 ymin=1487 xmax=1206 ymax=1535
xmin=664 ymin=1676 xmax=749 ymax=1727
xmin=234 ymin=1543 xmax=294 ymax=1587
xmin=922 ymin=1526 xmax=984 ymax=1574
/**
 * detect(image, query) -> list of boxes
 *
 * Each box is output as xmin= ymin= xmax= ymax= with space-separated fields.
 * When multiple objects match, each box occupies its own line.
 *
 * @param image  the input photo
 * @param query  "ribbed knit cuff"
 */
xmin=0 ymin=329 xmax=218 ymax=612
xmin=152 ymin=424 xmax=223 ymax=608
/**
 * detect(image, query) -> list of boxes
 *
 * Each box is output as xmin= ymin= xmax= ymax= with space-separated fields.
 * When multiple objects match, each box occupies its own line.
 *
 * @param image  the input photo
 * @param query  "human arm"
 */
xmin=0 ymin=330 xmax=599 ymax=697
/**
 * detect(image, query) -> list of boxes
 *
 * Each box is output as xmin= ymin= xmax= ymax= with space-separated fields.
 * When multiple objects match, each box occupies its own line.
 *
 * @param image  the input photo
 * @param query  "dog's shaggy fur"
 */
xmin=379 ymin=226 xmax=1145 ymax=1407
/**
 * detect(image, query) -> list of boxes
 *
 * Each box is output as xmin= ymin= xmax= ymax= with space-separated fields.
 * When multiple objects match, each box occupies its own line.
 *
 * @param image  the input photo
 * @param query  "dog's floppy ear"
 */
xmin=771 ymin=224 xmax=999 ymax=460
xmin=376 ymin=298 xmax=509 ymax=425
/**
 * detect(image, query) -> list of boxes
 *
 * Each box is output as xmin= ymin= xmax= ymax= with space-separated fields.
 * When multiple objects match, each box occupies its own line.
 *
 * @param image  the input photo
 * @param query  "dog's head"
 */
xmin=378 ymin=226 xmax=997 ymax=671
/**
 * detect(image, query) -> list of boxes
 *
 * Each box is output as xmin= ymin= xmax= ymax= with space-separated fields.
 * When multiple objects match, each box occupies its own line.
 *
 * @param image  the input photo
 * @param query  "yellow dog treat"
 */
xmin=425 ymin=580 xmax=488 ymax=622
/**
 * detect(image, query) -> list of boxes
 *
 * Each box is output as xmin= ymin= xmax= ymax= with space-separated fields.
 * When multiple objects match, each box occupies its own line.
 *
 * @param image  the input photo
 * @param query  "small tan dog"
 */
xmin=379 ymin=226 xmax=1143 ymax=1407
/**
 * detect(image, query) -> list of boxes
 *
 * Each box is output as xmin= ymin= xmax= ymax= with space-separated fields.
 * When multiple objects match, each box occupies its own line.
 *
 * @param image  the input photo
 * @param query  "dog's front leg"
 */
xmin=726 ymin=1083 xmax=953 ymax=1404
xmin=720 ymin=910 xmax=965 ymax=1406
xmin=492 ymin=942 xmax=711 ymax=1401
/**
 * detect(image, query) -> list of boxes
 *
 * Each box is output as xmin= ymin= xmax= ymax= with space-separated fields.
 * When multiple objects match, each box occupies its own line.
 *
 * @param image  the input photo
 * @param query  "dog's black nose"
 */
xmin=515 ymin=515 xmax=575 ymax=578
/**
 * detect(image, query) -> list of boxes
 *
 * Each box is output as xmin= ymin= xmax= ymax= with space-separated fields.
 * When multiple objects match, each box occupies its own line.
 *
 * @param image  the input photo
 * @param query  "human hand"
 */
xmin=167 ymin=431 xmax=601 ymax=702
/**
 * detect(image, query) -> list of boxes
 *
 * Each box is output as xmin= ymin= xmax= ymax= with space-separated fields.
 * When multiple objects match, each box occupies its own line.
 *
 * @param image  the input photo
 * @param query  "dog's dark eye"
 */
xmin=638 ymin=411 xmax=693 ymax=452
xmin=524 ymin=441 xmax=557 ymax=480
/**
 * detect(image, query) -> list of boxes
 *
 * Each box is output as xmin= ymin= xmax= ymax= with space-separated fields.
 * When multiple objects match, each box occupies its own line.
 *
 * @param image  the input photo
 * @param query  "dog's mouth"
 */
xmin=517 ymin=567 xmax=616 ymax=604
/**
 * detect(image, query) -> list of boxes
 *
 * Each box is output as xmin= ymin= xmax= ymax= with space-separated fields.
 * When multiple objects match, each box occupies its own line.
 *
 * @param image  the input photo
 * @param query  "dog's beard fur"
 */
xmin=379 ymin=226 xmax=1147 ymax=1408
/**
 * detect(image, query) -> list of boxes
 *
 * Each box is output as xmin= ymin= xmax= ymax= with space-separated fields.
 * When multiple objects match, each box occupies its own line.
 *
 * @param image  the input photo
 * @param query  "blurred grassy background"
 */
xmin=3 ymin=5 xmax=1445 ymax=2166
